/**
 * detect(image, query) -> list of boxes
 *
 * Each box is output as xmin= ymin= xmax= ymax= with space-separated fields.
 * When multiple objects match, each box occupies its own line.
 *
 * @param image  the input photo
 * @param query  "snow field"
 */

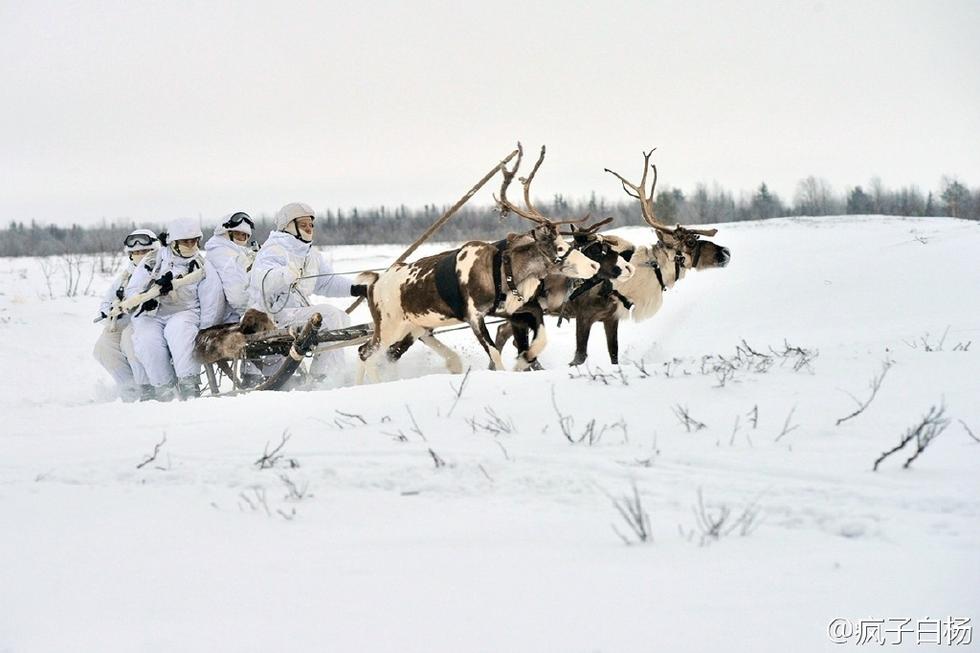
xmin=1 ymin=216 xmax=978 ymax=652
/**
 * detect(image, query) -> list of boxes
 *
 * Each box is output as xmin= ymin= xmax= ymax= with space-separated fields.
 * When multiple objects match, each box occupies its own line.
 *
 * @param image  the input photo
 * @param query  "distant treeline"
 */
xmin=2 ymin=176 xmax=977 ymax=257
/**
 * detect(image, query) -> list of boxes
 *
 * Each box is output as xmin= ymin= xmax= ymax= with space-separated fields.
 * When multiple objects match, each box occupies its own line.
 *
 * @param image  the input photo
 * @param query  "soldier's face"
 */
xmin=294 ymin=217 xmax=315 ymax=240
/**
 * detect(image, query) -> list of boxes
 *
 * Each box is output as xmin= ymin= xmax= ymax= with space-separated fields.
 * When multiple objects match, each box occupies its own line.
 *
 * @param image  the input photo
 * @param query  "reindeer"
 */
xmin=495 ymin=150 xmax=731 ymax=366
xmin=493 ymin=216 xmax=635 ymax=369
xmin=353 ymin=145 xmax=602 ymax=382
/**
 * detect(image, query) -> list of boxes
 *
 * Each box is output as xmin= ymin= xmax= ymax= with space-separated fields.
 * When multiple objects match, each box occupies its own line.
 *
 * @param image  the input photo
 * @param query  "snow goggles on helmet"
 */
xmin=124 ymin=233 xmax=157 ymax=248
xmin=222 ymin=212 xmax=254 ymax=230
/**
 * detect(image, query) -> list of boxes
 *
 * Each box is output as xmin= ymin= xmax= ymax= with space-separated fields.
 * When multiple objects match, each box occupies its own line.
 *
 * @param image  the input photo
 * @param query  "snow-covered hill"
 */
xmin=1 ymin=216 xmax=978 ymax=652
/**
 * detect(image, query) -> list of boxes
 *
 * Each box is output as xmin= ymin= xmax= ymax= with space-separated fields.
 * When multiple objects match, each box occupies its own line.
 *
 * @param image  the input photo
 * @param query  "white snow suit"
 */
xmin=127 ymin=247 xmax=206 ymax=388
xmin=248 ymin=230 xmax=355 ymax=378
xmin=199 ymin=233 xmax=253 ymax=329
xmin=93 ymin=261 xmax=150 ymax=396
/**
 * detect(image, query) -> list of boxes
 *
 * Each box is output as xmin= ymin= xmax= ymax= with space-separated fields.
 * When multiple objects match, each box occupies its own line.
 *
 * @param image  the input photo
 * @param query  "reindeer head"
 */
xmin=565 ymin=217 xmax=636 ymax=282
xmin=496 ymin=143 xmax=601 ymax=280
xmin=605 ymin=150 xmax=731 ymax=271
xmin=656 ymin=225 xmax=730 ymax=270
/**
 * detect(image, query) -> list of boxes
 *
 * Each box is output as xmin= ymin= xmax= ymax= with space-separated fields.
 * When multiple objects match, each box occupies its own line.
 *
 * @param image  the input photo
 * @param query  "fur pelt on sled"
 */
xmin=194 ymin=308 xmax=276 ymax=364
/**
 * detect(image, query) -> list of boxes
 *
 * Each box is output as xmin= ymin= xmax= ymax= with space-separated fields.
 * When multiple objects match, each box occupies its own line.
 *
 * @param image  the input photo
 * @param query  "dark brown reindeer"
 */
xmin=496 ymin=150 xmax=731 ymax=366
xmin=494 ymin=216 xmax=636 ymax=369
xmin=353 ymin=145 xmax=601 ymax=383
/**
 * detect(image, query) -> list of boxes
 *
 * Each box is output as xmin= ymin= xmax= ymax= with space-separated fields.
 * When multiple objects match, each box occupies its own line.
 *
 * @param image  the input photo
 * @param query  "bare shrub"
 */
xmin=836 ymin=358 xmax=893 ymax=426
xmin=873 ymin=404 xmax=950 ymax=471
xmin=682 ymin=488 xmax=762 ymax=547
xmin=672 ymin=404 xmax=707 ymax=432
xmin=606 ymin=482 xmax=652 ymax=545
xmin=255 ymin=430 xmax=298 ymax=470
xmin=136 ymin=433 xmax=168 ymax=470
xmin=466 ymin=406 xmax=516 ymax=435
xmin=550 ymin=386 xmax=626 ymax=445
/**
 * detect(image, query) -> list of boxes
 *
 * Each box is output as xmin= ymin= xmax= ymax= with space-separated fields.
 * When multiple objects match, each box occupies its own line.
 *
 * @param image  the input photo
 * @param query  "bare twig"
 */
xmin=836 ymin=358 xmax=894 ymax=426
xmin=960 ymin=420 xmax=980 ymax=444
xmin=427 ymin=448 xmax=446 ymax=469
xmin=238 ymin=487 xmax=271 ymax=516
xmin=672 ymin=404 xmax=707 ymax=432
xmin=466 ymin=406 xmax=516 ymax=436
xmin=136 ymin=433 xmax=167 ymax=470
xmin=606 ymin=482 xmax=652 ymax=545
xmin=729 ymin=415 xmax=740 ymax=446
xmin=747 ymin=405 xmax=759 ymax=429
xmin=551 ymin=385 xmax=576 ymax=443
xmin=335 ymin=410 xmax=367 ymax=425
xmin=406 ymin=406 xmax=427 ymax=442
xmin=255 ymin=430 xmax=292 ymax=469
xmin=690 ymin=487 xmax=762 ymax=546
xmin=279 ymin=473 xmax=313 ymax=501
xmin=773 ymin=406 xmax=799 ymax=442
xmin=873 ymin=403 xmax=950 ymax=471
xmin=493 ymin=439 xmax=512 ymax=461
xmin=477 ymin=464 xmax=493 ymax=482
xmin=447 ymin=366 xmax=472 ymax=417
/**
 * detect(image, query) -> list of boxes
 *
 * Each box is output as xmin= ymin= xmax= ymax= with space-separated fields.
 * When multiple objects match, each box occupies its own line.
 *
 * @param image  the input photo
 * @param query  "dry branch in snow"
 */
xmin=466 ymin=406 xmax=516 ymax=435
xmin=446 ymin=366 xmax=472 ymax=417
xmin=255 ymin=430 xmax=294 ymax=470
xmin=960 ymin=420 xmax=980 ymax=444
xmin=606 ymin=482 xmax=652 ymax=545
xmin=873 ymin=404 xmax=950 ymax=471
xmin=686 ymin=488 xmax=762 ymax=546
xmin=773 ymin=405 xmax=799 ymax=442
xmin=673 ymin=404 xmax=707 ymax=432
xmin=836 ymin=358 xmax=893 ymax=426
xmin=136 ymin=433 xmax=167 ymax=470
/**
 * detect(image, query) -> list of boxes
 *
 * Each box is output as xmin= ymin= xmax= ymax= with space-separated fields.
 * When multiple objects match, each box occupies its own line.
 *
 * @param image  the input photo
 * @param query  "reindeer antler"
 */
xmin=604 ymin=149 xmax=671 ymax=231
xmin=561 ymin=216 xmax=614 ymax=236
xmin=496 ymin=143 xmax=588 ymax=227
xmin=605 ymin=149 xmax=718 ymax=237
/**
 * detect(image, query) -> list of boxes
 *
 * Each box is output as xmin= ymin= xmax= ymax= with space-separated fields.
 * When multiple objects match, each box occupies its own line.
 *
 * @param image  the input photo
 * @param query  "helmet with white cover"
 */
xmin=274 ymin=202 xmax=315 ymax=231
xmin=274 ymin=202 xmax=316 ymax=243
xmin=166 ymin=217 xmax=203 ymax=258
xmin=123 ymin=228 xmax=161 ymax=253
xmin=213 ymin=211 xmax=254 ymax=239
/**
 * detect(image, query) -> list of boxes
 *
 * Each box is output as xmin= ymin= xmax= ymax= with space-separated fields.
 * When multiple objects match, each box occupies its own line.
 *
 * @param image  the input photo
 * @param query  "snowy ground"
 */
xmin=1 ymin=216 xmax=978 ymax=652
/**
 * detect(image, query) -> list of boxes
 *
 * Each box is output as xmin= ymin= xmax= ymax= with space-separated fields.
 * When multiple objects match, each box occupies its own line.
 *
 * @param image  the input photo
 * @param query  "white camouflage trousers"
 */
xmin=93 ymin=324 xmax=149 ymax=390
xmin=132 ymin=310 xmax=201 ymax=387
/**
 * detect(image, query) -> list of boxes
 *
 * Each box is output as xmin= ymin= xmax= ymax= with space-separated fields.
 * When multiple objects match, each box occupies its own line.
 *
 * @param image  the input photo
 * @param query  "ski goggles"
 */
xmin=124 ymin=233 xmax=157 ymax=248
xmin=222 ymin=212 xmax=254 ymax=230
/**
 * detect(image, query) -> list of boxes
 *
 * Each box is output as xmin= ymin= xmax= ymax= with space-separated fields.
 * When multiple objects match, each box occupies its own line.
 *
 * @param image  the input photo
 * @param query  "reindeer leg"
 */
xmin=469 ymin=316 xmax=505 ymax=371
xmin=570 ymin=317 xmax=594 ymax=366
xmin=419 ymin=331 xmax=463 ymax=374
xmin=494 ymin=320 xmax=514 ymax=352
xmin=603 ymin=319 xmax=620 ymax=365
xmin=511 ymin=307 xmax=546 ymax=371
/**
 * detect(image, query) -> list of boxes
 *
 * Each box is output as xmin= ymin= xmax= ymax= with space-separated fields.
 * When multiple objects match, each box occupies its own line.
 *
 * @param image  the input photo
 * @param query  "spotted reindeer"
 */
xmin=353 ymin=145 xmax=604 ymax=382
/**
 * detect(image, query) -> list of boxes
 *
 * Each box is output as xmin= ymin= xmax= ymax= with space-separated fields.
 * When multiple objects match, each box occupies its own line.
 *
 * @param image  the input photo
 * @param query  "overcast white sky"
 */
xmin=2 ymin=0 xmax=978 ymax=226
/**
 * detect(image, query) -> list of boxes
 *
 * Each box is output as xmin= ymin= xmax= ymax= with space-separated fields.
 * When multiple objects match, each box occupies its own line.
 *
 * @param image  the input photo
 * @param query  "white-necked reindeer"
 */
xmin=496 ymin=150 xmax=731 ymax=366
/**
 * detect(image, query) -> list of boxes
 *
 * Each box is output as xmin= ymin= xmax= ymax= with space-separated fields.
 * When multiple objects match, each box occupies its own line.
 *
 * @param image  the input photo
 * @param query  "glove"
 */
xmin=154 ymin=271 xmax=174 ymax=296
xmin=135 ymin=298 xmax=159 ymax=317
xmin=115 ymin=287 xmax=125 ymax=300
